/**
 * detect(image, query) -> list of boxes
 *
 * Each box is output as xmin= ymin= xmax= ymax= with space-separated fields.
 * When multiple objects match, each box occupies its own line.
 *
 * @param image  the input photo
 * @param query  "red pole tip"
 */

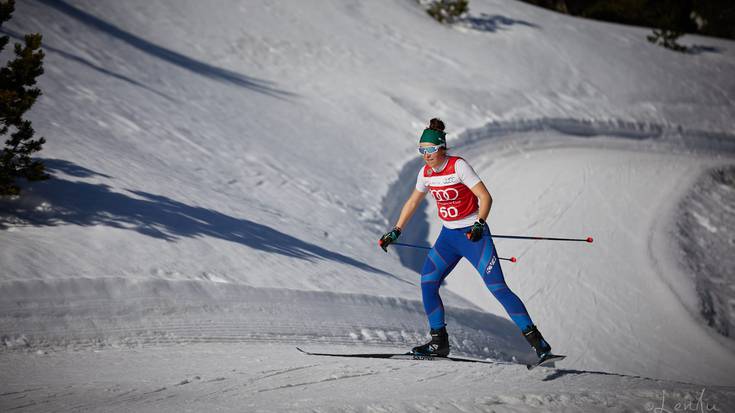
xmin=587 ymin=237 xmax=594 ymax=243
xmin=510 ymin=257 xmax=517 ymax=263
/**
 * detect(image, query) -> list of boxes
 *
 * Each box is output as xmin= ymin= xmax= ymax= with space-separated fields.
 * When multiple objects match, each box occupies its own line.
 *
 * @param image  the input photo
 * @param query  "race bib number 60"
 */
xmin=439 ymin=206 xmax=459 ymax=218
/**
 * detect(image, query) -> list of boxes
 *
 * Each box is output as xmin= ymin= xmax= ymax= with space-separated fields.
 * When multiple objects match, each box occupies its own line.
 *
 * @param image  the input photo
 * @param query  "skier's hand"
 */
xmin=378 ymin=227 xmax=401 ymax=252
xmin=466 ymin=219 xmax=485 ymax=242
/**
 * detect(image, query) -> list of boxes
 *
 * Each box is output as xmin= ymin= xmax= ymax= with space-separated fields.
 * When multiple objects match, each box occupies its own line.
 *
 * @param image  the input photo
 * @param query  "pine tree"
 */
xmin=520 ymin=0 xmax=734 ymax=41
xmin=0 ymin=0 xmax=47 ymax=196
xmin=426 ymin=0 xmax=469 ymax=24
xmin=647 ymin=29 xmax=688 ymax=52
xmin=645 ymin=0 xmax=694 ymax=52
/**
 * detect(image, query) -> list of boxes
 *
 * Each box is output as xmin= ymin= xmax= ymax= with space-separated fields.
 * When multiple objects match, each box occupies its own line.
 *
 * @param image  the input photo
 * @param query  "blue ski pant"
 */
xmin=420 ymin=224 xmax=534 ymax=332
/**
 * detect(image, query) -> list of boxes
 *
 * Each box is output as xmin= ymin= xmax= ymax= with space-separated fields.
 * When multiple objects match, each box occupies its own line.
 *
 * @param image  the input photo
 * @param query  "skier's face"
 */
xmin=419 ymin=143 xmax=446 ymax=169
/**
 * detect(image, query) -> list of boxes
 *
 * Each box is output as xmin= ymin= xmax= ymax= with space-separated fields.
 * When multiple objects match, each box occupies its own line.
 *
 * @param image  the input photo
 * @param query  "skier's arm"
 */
xmin=394 ymin=189 xmax=427 ymax=231
xmin=470 ymin=182 xmax=492 ymax=221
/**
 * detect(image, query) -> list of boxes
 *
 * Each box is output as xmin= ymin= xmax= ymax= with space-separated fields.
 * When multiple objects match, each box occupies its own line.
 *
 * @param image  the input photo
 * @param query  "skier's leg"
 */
xmin=462 ymin=227 xmax=534 ymax=331
xmin=461 ymin=225 xmax=553 ymax=357
xmin=419 ymin=229 xmax=462 ymax=330
xmin=413 ymin=229 xmax=461 ymax=356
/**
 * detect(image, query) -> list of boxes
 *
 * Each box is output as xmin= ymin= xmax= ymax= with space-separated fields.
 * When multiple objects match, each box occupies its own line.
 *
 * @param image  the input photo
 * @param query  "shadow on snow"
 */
xmin=541 ymin=367 xmax=700 ymax=386
xmin=0 ymin=28 xmax=175 ymax=102
xmin=36 ymin=0 xmax=295 ymax=99
xmin=460 ymin=13 xmax=539 ymax=32
xmin=0 ymin=159 xmax=397 ymax=279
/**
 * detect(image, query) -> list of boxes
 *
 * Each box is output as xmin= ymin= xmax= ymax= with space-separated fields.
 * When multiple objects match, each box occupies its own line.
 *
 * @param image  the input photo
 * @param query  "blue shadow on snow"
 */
xmin=460 ymin=13 xmax=539 ymax=32
xmin=0 ymin=159 xmax=400 ymax=280
xmin=0 ymin=28 xmax=175 ymax=102
xmin=36 ymin=0 xmax=295 ymax=99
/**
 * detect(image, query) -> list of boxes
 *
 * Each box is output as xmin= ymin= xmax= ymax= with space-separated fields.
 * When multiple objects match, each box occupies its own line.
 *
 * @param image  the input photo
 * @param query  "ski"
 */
xmin=298 ymin=347 xmax=566 ymax=370
xmin=525 ymin=353 xmax=566 ymax=370
xmin=296 ymin=347 xmax=510 ymax=365
xmin=297 ymin=347 xmax=411 ymax=360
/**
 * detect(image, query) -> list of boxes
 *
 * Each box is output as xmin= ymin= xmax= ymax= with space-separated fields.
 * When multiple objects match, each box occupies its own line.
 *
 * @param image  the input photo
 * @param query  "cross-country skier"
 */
xmin=379 ymin=118 xmax=553 ymax=362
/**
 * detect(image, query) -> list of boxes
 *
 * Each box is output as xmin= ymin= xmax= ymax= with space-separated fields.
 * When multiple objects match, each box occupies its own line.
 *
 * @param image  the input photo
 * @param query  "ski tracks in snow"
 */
xmin=2 ymin=343 xmax=735 ymax=412
xmin=0 ymin=278 xmax=535 ymax=363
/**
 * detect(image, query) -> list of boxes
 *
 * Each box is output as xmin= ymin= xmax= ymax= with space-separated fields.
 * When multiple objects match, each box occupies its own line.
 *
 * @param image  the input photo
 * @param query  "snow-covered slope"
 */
xmin=2 ymin=0 xmax=735 ymax=409
xmin=440 ymin=127 xmax=735 ymax=384
xmin=3 ymin=342 xmax=735 ymax=412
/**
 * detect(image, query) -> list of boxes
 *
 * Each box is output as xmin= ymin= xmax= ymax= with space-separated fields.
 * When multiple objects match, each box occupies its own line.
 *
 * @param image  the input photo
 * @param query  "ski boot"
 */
xmin=522 ymin=324 xmax=552 ymax=358
xmin=411 ymin=326 xmax=450 ymax=357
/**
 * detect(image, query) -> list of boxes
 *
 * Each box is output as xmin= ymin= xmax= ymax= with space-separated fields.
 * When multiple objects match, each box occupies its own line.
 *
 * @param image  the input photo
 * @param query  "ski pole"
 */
xmin=391 ymin=242 xmax=430 ymax=250
xmin=392 ymin=242 xmax=517 ymax=263
xmin=491 ymin=235 xmax=594 ymax=243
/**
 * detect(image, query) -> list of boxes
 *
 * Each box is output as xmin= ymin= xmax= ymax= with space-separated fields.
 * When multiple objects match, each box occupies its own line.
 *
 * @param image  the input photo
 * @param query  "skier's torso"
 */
xmin=416 ymin=156 xmax=481 ymax=229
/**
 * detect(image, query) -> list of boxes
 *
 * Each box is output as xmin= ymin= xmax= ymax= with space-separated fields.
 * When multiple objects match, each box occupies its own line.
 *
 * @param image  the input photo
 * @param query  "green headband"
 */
xmin=419 ymin=128 xmax=446 ymax=146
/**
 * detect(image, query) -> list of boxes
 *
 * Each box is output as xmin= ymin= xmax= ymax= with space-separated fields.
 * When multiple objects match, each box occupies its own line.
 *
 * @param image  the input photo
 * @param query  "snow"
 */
xmin=677 ymin=166 xmax=735 ymax=339
xmin=1 ymin=0 xmax=735 ymax=411
xmin=3 ymin=343 xmax=735 ymax=412
xmin=440 ymin=130 xmax=735 ymax=384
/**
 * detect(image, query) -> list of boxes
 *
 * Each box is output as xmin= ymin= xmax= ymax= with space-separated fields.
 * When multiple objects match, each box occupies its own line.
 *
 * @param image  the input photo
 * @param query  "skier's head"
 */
xmin=419 ymin=118 xmax=447 ymax=169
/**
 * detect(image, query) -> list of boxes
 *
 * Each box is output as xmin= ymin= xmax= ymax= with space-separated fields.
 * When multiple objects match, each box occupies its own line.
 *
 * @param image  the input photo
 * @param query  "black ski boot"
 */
xmin=411 ymin=326 xmax=450 ymax=357
xmin=522 ymin=325 xmax=552 ymax=358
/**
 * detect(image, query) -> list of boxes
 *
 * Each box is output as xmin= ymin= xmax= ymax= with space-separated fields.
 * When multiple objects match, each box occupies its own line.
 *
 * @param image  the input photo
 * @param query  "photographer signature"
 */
xmin=645 ymin=388 xmax=718 ymax=413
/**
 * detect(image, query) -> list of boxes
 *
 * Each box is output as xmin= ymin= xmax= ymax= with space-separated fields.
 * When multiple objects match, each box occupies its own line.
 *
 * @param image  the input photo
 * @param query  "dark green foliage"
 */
xmin=519 ymin=0 xmax=735 ymax=42
xmin=0 ymin=0 xmax=47 ymax=196
xmin=639 ymin=0 xmax=693 ymax=52
xmin=647 ymin=29 xmax=687 ymax=52
xmin=426 ymin=0 xmax=469 ymax=24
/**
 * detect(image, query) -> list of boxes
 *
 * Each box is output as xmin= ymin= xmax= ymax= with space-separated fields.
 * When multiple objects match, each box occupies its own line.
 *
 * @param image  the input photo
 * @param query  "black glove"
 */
xmin=466 ymin=219 xmax=485 ymax=242
xmin=379 ymin=227 xmax=401 ymax=252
